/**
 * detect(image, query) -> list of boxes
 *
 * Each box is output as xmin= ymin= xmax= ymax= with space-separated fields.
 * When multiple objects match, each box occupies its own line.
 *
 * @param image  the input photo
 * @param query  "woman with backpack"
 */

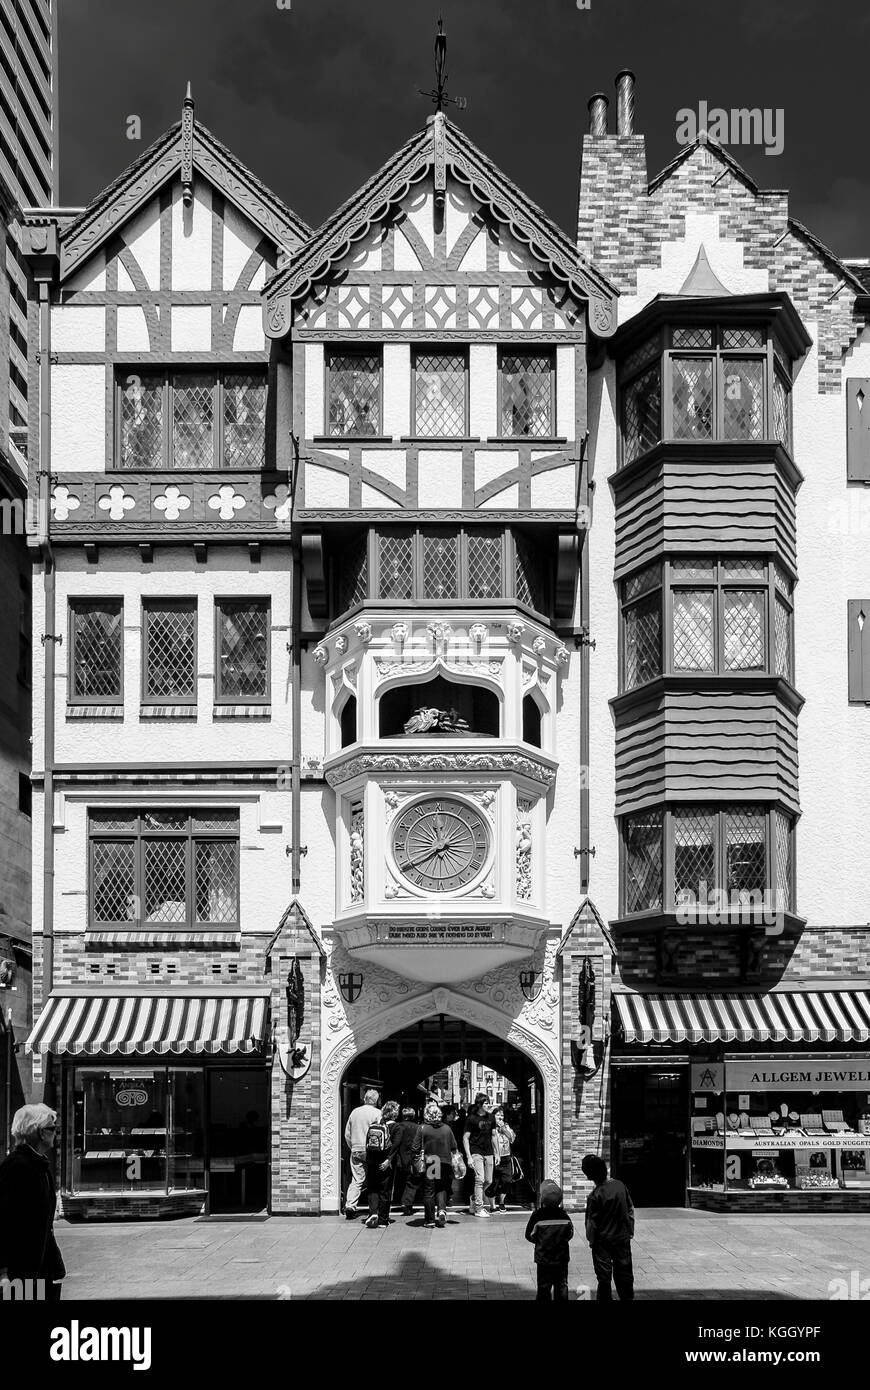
xmin=364 ymin=1100 xmax=400 ymax=1229
xmin=490 ymin=1106 xmax=517 ymax=1211
xmin=419 ymin=1101 xmax=459 ymax=1228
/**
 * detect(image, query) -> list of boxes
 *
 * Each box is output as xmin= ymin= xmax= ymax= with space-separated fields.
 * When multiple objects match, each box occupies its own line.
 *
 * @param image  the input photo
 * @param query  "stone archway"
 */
xmin=320 ymin=986 xmax=561 ymax=1210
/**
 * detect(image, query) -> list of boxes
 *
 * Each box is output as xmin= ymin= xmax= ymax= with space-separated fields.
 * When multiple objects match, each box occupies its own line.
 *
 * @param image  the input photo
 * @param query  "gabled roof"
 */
xmin=649 ymin=134 xmax=867 ymax=297
xmin=264 ymin=115 xmax=617 ymax=338
xmin=57 ymin=117 xmax=310 ymax=281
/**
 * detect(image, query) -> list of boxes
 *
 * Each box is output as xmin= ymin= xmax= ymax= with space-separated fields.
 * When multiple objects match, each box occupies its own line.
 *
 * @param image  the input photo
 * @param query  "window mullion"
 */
xmin=717 ymin=808 xmax=726 ymax=901
xmin=187 ymin=827 xmax=194 ymax=930
xmin=663 ymin=562 xmax=672 ymax=675
xmin=164 ymin=373 xmax=172 ymax=469
xmin=663 ymin=808 xmax=675 ymax=913
xmin=215 ymin=373 xmax=223 ymax=470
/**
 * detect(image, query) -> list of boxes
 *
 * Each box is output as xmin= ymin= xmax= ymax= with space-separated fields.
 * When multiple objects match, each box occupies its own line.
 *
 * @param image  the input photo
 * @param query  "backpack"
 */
xmin=365 ymin=1120 xmax=390 ymax=1152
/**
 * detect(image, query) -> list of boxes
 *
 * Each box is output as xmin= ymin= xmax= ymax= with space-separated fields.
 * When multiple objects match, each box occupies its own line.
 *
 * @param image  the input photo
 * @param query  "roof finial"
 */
xmin=181 ymin=82 xmax=195 ymax=207
xmin=419 ymin=17 xmax=466 ymax=115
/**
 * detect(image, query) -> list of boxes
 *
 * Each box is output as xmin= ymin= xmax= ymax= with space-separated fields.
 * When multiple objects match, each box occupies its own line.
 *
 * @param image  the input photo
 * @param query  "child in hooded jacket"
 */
xmin=524 ymin=1179 xmax=574 ymax=1301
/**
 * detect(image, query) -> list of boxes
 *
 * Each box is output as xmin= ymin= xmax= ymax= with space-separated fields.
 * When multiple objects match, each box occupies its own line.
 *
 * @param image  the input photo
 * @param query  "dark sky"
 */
xmin=59 ymin=0 xmax=870 ymax=258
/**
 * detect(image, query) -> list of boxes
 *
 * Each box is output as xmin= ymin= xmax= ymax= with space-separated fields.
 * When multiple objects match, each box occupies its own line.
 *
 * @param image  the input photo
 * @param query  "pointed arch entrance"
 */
xmin=320 ymin=987 xmax=561 ymax=1210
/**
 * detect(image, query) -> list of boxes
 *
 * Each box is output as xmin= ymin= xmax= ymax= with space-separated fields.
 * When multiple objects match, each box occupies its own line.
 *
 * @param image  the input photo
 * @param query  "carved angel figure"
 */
xmin=403 ymin=706 xmax=470 ymax=735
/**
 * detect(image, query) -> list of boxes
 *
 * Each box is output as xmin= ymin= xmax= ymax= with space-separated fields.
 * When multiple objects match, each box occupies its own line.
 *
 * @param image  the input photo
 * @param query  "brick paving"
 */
xmin=54 ymin=1208 xmax=870 ymax=1301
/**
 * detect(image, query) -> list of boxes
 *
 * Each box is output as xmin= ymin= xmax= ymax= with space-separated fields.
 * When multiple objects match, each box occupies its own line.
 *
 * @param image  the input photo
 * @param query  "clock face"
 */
xmin=392 ymin=797 xmax=489 ymax=893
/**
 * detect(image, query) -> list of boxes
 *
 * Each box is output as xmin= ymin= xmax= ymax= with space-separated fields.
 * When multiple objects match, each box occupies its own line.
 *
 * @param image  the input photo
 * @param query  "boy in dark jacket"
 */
xmin=581 ymin=1153 xmax=635 ymax=1301
xmin=524 ymin=1179 xmax=574 ymax=1301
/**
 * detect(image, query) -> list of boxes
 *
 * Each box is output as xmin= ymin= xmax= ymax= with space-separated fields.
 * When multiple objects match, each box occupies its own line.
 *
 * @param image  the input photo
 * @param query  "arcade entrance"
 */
xmin=341 ymin=1015 xmax=544 ymax=1207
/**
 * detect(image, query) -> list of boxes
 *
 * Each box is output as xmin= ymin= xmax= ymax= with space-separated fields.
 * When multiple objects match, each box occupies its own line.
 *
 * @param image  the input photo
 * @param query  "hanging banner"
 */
xmin=726 ymin=1059 xmax=870 ymax=1092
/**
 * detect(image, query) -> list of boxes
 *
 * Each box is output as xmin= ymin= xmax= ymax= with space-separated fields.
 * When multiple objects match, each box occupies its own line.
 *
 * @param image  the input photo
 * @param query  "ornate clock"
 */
xmin=392 ymin=796 xmax=489 ymax=893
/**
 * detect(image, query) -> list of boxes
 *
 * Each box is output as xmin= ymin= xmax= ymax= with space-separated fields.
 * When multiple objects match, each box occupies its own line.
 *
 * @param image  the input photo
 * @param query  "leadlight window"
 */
xmin=500 ymin=351 xmax=554 ymax=437
xmin=70 ymin=600 xmax=123 ymax=702
xmin=215 ymin=600 xmax=270 ymax=702
xmin=414 ymin=350 xmax=467 ymax=436
xmin=117 ymin=370 xmax=267 ymax=470
xmin=327 ymin=349 xmax=381 ymax=437
xmin=620 ymin=558 xmax=794 ymax=689
xmin=143 ymin=601 xmax=197 ymax=704
xmin=333 ymin=529 xmax=546 ymax=613
xmin=621 ymin=805 xmax=795 ymax=918
xmin=89 ymin=809 xmax=239 ymax=929
xmin=618 ymin=324 xmax=794 ymax=464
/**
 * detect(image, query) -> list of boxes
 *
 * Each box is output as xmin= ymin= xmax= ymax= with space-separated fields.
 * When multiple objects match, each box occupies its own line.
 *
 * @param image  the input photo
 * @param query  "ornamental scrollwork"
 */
xmin=325 ymin=751 xmax=556 ymax=788
xmin=349 ymin=802 xmax=364 ymax=904
xmin=516 ymin=798 xmax=533 ymax=901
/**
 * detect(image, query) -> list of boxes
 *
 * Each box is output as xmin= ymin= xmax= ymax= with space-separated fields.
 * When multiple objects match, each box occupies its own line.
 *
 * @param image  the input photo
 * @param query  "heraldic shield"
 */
xmin=339 ymin=971 xmax=364 ymax=1003
xmin=519 ymin=970 xmax=542 ymax=1002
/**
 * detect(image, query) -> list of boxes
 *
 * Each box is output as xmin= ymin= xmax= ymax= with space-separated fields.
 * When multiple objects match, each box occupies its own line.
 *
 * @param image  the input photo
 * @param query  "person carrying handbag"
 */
xmin=418 ymin=1102 xmax=458 ymax=1228
xmin=490 ymin=1106 xmax=516 ymax=1212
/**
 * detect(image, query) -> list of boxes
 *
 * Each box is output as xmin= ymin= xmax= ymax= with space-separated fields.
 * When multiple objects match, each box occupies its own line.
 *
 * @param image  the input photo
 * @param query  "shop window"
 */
xmin=142 ymin=600 xmax=197 ymax=704
xmin=413 ymin=349 xmax=467 ymax=436
xmin=70 ymin=599 xmax=124 ymax=703
xmin=215 ymin=599 xmax=270 ymax=703
xmin=620 ymin=557 xmax=794 ymax=691
xmin=326 ymin=348 xmax=381 ymax=437
xmin=379 ymin=674 xmax=500 ymax=739
xmin=70 ymin=1067 xmax=206 ymax=1197
xmin=499 ymin=351 xmax=555 ymax=438
xmin=117 ymin=369 xmax=266 ymax=470
xmin=522 ymin=693 xmax=542 ymax=748
xmin=690 ymin=1067 xmax=870 ymax=1195
xmin=88 ymin=809 xmax=240 ymax=930
xmin=340 ymin=695 xmax=357 ymax=748
xmin=620 ymin=804 xmax=795 ymax=920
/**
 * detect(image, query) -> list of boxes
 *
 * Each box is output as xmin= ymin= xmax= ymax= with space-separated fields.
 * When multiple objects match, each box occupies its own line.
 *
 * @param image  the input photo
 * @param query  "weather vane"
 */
xmin=419 ymin=17 xmax=467 ymax=114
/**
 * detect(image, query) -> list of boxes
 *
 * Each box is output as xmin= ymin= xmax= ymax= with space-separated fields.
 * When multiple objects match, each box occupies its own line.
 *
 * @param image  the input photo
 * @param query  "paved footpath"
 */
xmin=54 ymin=1208 xmax=870 ymax=1300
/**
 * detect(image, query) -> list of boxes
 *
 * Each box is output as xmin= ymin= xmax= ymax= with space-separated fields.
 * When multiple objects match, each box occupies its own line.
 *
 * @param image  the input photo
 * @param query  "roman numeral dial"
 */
xmin=392 ymin=797 xmax=490 ymax=893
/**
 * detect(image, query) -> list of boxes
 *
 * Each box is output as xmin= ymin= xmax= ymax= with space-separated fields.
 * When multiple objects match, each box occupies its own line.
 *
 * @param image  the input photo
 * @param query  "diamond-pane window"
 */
xmin=723 ymin=359 xmax=764 ymax=440
xmin=195 ymin=841 xmax=237 ymax=922
xmin=773 ymin=372 xmax=790 ymax=450
xmin=722 ymin=558 xmax=766 ymax=581
xmin=501 ymin=352 xmax=553 ymax=437
xmin=336 ymin=532 xmax=369 ymax=613
xmin=92 ymin=841 xmax=136 ymax=923
xmin=71 ymin=600 xmax=123 ymax=700
xmin=723 ymin=590 xmax=765 ymax=669
xmin=624 ymin=594 xmax=661 ymax=689
xmin=671 ymin=559 xmax=715 ymax=580
xmin=673 ymin=590 xmax=714 ymax=669
xmin=673 ymin=327 xmax=713 ymax=349
xmin=172 ymin=373 xmax=214 ymax=469
xmin=623 ymin=365 xmax=661 ymax=463
xmin=773 ymin=565 xmax=793 ymax=598
xmin=672 ymin=358 xmax=713 ymax=439
xmin=144 ymin=838 xmax=187 ymax=923
xmin=726 ymin=807 xmax=766 ymax=898
xmin=722 ymin=327 xmax=764 ymax=349
xmin=415 ymin=351 xmax=466 ymax=436
xmin=224 ymin=373 xmax=266 ymax=467
xmin=422 ymin=534 xmax=459 ymax=599
xmin=217 ymin=600 xmax=269 ymax=700
xmin=328 ymin=351 xmax=380 ymax=436
xmin=377 ymin=533 xmax=414 ymax=599
xmin=774 ymin=594 xmax=792 ymax=679
xmin=622 ymin=336 xmax=660 ymax=377
xmin=467 ymin=531 xmax=503 ymax=599
xmin=624 ymin=811 xmax=663 ymax=913
xmin=515 ymin=533 xmax=548 ymax=612
xmin=624 ymin=563 xmax=662 ymax=602
xmin=144 ymin=602 xmax=197 ymax=701
xmin=673 ymin=808 xmax=716 ymax=905
xmin=120 ymin=373 xmax=164 ymax=469
xmin=775 ymin=811 xmax=792 ymax=912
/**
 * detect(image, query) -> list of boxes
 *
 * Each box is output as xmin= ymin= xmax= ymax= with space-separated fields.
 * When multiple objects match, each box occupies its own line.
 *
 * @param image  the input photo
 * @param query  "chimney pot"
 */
xmin=615 ymin=69 xmax=636 ymax=136
xmin=588 ymin=93 xmax=609 ymax=137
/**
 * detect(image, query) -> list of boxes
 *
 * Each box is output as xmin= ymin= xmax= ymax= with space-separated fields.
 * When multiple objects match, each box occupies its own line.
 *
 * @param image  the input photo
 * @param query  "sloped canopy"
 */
xmin=678 ymin=244 xmax=730 ymax=297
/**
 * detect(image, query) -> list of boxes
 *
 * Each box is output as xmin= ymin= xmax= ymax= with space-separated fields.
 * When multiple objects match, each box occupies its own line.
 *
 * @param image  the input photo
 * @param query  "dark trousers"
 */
xmin=491 ymin=1158 xmax=512 ymax=1205
xmin=422 ymin=1161 xmax=451 ymax=1223
xmin=394 ymin=1165 xmax=421 ymax=1209
xmin=365 ymin=1155 xmax=392 ymax=1223
xmin=536 ymin=1263 xmax=569 ymax=1301
xmin=591 ymin=1237 xmax=634 ymax=1301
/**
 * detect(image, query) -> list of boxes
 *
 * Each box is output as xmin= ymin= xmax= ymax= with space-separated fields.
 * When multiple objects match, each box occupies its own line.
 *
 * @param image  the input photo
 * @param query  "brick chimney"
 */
xmin=577 ymin=70 xmax=648 ymax=296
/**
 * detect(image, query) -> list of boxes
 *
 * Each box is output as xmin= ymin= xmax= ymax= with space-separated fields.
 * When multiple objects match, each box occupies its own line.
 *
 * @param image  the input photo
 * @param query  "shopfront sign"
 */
xmin=691 ymin=1063 xmax=724 ymax=1092
xmin=726 ymin=1059 xmax=870 ymax=1092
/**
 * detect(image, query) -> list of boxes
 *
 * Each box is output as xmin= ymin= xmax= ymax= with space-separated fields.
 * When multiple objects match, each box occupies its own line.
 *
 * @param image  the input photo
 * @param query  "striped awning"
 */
xmin=26 ymin=993 xmax=270 ymax=1057
xmin=613 ymin=990 xmax=870 ymax=1044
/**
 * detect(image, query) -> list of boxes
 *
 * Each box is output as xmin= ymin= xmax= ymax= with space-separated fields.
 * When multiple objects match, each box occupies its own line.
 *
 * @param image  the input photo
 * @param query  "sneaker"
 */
xmin=345 ymin=1207 xmax=359 ymax=1220
xmin=435 ymin=1211 xmax=446 ymax=1227
xmin=364 ymin=1214 xmax=379 ymax=1229
xmin=469 ymin=1209 xmax=487 ymax=1218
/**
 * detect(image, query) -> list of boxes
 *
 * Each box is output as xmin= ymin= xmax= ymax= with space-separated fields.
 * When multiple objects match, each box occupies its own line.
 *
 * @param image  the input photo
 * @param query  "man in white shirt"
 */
xmin=343 ymin=1089 xmax=381 ymax=1217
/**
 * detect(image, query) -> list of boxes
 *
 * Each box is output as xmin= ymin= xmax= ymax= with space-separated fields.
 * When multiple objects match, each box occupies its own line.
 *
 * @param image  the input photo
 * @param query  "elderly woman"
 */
xmin=0 ymin=1104 xmax=66 ymax=1299
xmin=420 ymin=1101 xmax=458 ymax=1228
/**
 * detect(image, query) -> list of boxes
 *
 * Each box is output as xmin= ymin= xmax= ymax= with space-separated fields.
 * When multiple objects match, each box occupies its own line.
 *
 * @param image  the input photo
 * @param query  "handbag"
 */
xmin=451 ymin=1150 xmax=467 ymax=1180
xmin=412 ymin=1125 xmax=426 ymax=1175
xmin=508 ymin=1156 xmax=524 ymax=1183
